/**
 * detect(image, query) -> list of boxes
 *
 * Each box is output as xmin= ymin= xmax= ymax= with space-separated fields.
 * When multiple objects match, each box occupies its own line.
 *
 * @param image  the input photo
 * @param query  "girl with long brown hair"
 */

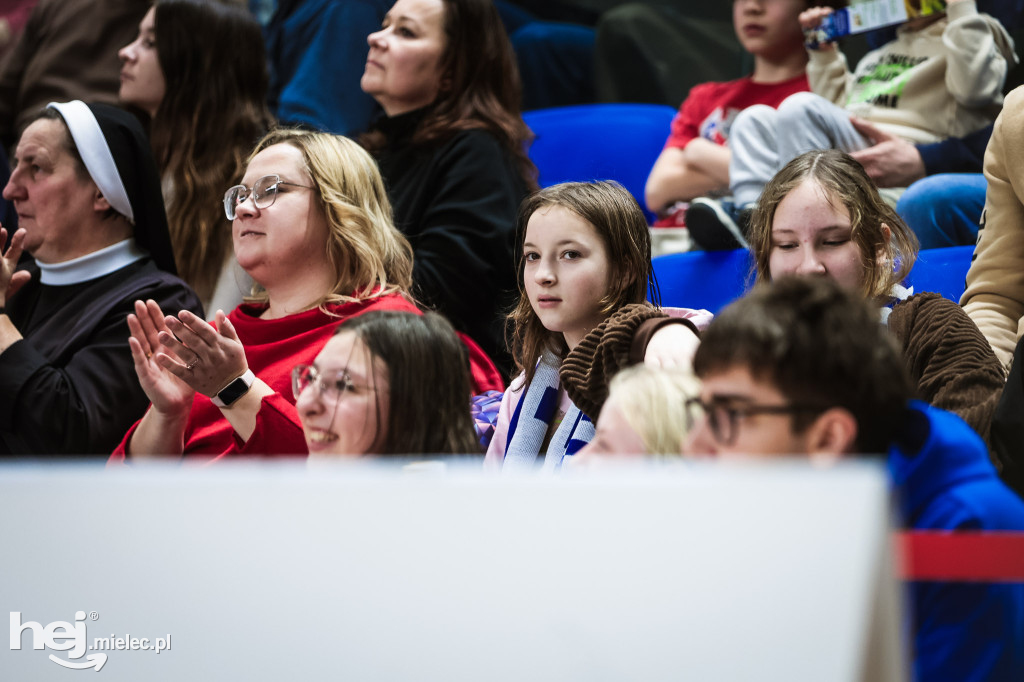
xmin=119 ymin=0 xmax=273 ymax=313
xmin=485 ymin=181 xmax=705 ymax=471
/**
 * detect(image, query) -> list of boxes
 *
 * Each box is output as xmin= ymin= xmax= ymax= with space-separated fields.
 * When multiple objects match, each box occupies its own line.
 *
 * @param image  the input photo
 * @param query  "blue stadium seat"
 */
xmin=652 ymin=248 xmax=753 ymax=314
xmin=523 ymin=103 xmax=676 ymax=222
xmin=905 ymin=245 xmax=974 ymax=303
xmin=652 ymin=245 xmax=973 ymax=317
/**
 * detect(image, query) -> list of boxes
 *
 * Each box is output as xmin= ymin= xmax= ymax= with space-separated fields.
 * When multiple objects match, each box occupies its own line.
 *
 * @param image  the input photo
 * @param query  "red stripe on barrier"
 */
xmin=897 ymin=531 xmax=1024 ymax=582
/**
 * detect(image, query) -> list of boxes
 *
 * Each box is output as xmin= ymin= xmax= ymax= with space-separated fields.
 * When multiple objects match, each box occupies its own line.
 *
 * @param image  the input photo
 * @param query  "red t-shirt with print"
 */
xmin=665 ymin=73 xmax=809 ymax=150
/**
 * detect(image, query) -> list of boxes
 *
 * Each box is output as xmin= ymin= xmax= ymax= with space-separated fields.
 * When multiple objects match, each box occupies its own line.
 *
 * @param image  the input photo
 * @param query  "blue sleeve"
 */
xmin=267 ymin=0 xmax=387 ymax=136
xmin=917 ymin=124 xmax=993 ymax=175
xmin=904 ymin=473 xmax=1024 ymax=682
xmin=911 ymin=580 xmax=1024 ymax=682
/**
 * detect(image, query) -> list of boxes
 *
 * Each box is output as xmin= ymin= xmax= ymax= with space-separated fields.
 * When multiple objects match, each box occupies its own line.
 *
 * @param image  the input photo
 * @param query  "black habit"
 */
xmin=0 ymin=260 xmax=201 ymax=455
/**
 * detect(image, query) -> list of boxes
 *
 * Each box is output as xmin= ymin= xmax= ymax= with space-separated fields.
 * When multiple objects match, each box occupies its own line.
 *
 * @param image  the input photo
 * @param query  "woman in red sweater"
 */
xmin=112 ymin=129 xmax=499 ymax=460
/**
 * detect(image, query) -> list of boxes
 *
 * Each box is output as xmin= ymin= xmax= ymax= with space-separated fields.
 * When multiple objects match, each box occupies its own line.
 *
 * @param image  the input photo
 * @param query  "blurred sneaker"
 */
xmin=686 ymin=197 xmax=750 ymax=250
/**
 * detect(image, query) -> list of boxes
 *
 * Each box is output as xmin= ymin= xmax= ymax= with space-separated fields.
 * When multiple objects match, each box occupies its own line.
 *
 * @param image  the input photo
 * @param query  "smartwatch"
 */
xmin=211 ymin=369 xmax=256 ymax=408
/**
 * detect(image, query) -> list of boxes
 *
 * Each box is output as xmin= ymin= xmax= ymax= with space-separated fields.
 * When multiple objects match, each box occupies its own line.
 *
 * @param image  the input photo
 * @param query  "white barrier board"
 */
xmin=0 ymin=461 xmax=905 ymax=681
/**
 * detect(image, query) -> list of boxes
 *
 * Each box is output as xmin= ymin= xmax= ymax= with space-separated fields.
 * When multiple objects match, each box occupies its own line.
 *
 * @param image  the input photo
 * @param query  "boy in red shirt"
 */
xmin=645 ymin=0 xmax=843 ymax=234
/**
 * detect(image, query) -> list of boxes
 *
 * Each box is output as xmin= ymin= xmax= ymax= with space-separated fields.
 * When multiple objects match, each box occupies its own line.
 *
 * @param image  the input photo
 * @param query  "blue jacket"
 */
xmin=889 ymin=401 xmax=1024 ymax=682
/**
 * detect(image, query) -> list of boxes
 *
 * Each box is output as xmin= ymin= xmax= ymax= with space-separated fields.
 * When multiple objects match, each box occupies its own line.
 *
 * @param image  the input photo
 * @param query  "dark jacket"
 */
xmin=0 ymin=259 xmax=202 ymax=455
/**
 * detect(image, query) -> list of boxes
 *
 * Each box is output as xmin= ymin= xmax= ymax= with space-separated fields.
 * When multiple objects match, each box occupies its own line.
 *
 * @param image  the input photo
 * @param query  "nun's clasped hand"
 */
xmin=156 ymin=309 xmax=248 ymax=399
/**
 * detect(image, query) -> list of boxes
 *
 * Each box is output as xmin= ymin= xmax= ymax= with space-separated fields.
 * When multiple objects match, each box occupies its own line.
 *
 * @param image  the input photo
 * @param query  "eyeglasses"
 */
xmin=685 ymin=397 xmax=825 ymax=447
xmin=223 ymin=174 xmax=314 ymax=220
xmin=292 ymin=364 xmax=363 ymax=403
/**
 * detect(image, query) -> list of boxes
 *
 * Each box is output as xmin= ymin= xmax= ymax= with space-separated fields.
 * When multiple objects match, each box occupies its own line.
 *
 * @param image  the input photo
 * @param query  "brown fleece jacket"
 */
xmin=560 ymin=303 xmax=698 ymax=421
xmin=888 ymin=292 xmax=1005 ymax=445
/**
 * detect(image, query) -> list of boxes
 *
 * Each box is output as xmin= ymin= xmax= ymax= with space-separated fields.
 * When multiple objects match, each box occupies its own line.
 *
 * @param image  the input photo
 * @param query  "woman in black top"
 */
xmin=360 ymin=0 xmax=537 ymax=374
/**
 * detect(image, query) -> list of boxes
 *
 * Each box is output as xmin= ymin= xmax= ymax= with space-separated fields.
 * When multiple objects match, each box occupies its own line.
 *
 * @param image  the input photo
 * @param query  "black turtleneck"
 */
xmin=370 ymin=108 xmax=528 ymax=374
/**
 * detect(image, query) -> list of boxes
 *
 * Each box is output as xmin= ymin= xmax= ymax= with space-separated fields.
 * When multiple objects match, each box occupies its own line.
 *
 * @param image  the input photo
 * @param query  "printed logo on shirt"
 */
xmin=699 ymin=106 xmax=741 ymax=145
xmin=848 ymin=53 xmax=929 ymax=108
xmin=9 ymin=611 xmax=172 ymax=672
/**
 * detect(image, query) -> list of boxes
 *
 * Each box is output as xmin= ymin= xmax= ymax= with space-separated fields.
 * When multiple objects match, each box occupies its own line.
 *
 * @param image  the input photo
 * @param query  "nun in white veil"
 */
xmin=0 ymin=100 xmax=201 ymax=456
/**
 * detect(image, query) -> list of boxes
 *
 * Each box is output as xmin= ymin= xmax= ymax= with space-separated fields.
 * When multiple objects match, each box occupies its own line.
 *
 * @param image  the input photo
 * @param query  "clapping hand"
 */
xmin=156 ymin=309 xmax=248 ymax=399
xmin=128 ymin=299 xmax=195 ymax=415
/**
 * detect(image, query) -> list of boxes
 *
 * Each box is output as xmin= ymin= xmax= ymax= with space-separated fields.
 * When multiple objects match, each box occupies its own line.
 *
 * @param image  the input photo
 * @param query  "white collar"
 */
xmin=36 ymin=240 xmax=148 ymax=285
xmin=880 ymin=283 xmax=914 ymax=325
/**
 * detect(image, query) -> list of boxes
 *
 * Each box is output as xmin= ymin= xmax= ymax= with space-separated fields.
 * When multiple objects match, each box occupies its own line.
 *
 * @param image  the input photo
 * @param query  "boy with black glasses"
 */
xmin=684 ymin=276 xmax=1024 ymax=682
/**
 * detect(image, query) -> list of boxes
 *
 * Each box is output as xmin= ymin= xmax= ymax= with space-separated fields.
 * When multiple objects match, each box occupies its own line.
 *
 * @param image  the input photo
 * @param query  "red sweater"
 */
xmin=111 ymin=293 xmax=503 ymax=460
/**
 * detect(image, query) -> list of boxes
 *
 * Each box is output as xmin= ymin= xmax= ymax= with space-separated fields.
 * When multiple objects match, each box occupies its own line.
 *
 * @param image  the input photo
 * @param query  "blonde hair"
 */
xmin=246 ymin=129 xmax=414 ymax=311
xmin=749 ymin=149 xmax=918 ymax=300
xmin=606 ymin=366 xmax=701 ymax=456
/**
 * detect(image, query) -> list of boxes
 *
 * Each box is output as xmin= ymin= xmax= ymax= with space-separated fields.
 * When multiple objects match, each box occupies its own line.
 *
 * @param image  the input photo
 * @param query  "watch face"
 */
xmin=218 ymin=377 xmax=250 ymax=406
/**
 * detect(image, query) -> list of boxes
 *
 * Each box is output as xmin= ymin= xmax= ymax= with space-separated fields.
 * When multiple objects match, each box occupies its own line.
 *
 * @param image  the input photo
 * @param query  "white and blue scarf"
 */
xmin=880 ymin=283 xmax=913 ymax=325
xmin=502 ymin=352 xmax=595 ymax=473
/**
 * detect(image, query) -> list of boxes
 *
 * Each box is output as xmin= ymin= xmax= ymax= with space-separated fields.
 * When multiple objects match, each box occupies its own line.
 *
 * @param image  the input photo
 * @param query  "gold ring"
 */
xmin=186 ymin=358 xmax=199 ymax=371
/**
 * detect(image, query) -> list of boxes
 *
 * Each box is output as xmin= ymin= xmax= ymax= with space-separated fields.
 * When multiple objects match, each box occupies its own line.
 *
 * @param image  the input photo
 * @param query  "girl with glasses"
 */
xmin=111 ymin=130 xmax=500 ymax=461
xmin=295 ymin=311 xmax=478 ymax=457
xmin=118 ymin=0 xmax=273 ymax=314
